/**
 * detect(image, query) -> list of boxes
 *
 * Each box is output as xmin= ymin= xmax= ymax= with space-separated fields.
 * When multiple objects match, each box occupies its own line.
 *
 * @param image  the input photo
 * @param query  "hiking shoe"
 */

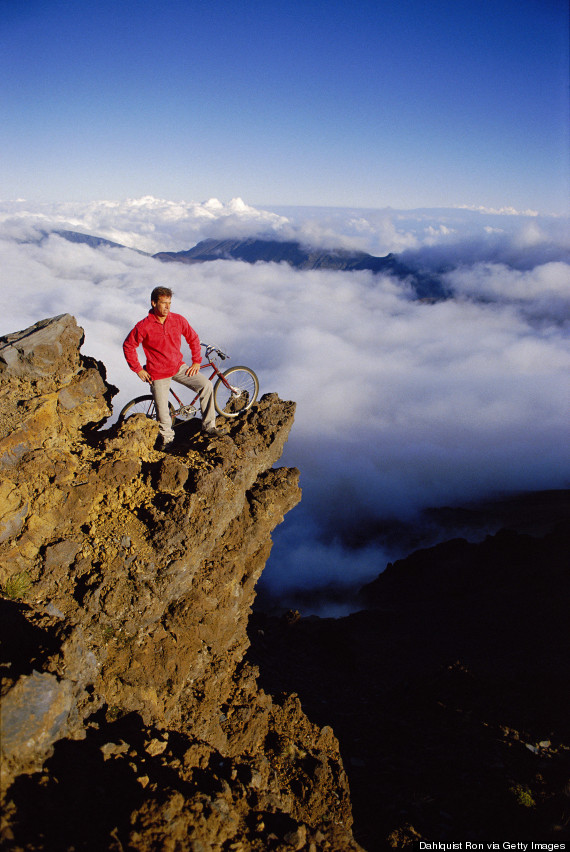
xmin=201 ymin=426 xmax=224 ymax=438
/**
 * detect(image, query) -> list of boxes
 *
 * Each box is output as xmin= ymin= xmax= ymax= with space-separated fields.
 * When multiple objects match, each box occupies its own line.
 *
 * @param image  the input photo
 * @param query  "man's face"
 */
xmin=152 ymin=295 xmax=171 ymax=318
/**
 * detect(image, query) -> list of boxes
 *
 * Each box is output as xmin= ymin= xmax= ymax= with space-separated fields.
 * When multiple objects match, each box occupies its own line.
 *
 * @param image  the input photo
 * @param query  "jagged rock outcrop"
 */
xmin=0 ymin=315 xmax=362 ymax=851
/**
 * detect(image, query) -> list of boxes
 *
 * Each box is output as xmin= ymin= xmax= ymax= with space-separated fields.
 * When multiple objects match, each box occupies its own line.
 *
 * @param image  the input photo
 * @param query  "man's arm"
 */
xmin=123 ymin=323 xmax=151 ymax=382
xmin=181 ymin=317 xmax=202 ymax=366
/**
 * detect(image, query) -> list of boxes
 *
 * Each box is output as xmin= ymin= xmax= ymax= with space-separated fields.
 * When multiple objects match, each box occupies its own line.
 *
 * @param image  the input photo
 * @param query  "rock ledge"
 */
xmin=0 ymin=315 xmax=362 ymax=852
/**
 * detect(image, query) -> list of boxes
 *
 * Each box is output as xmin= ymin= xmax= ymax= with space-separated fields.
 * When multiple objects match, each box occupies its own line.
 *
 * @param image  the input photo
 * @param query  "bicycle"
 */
xmin=118 ymin=343 xmax=259 ymax=425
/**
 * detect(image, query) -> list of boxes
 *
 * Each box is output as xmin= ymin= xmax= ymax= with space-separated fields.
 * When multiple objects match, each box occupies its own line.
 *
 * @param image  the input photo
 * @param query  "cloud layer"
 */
xmin=3 ymin=197 xmax=569 ymax=258
xmin=1 ymin=199 xmax=569 ymax=609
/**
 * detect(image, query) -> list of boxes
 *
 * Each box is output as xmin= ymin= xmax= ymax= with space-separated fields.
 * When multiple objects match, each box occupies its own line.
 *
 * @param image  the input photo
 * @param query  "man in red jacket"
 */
xmin=123 ymin=286 xmax=222 ymax=446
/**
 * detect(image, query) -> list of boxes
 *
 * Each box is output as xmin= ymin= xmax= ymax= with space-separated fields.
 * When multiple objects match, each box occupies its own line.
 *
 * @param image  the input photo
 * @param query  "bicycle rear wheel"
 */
xmin=118 ymin=394 xmax=176 ymax=425
xmin=213 ymin=366 xmax=259 ymax=418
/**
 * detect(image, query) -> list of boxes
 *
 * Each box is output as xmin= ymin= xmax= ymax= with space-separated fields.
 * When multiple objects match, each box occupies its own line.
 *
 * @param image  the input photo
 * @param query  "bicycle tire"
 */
xmin=213 ymin=366 xmax=259 ymax=418
xmin=118 ymin=394 xmax=176 ymax=425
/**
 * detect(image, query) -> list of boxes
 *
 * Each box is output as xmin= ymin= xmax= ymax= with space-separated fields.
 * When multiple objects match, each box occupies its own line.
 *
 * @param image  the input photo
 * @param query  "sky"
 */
xmin=1 ymin=200 xmax=569 ymax=613
xmin=1 ymin=0 xmax=569 ymax=213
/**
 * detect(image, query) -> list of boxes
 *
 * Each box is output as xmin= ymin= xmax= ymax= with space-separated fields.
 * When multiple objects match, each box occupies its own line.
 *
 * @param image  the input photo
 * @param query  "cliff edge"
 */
xmin=0 ymin=315 xmax=362 ymax=851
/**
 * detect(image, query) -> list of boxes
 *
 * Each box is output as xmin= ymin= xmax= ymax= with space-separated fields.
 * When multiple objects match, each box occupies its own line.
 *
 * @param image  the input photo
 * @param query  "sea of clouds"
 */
xmin=1 ymin=197 xmax=569 ymax=612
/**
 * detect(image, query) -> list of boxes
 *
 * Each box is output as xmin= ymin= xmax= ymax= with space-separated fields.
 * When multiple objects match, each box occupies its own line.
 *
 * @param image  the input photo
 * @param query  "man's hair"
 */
xmin=151 ymin=286 xmax=173 ymax=303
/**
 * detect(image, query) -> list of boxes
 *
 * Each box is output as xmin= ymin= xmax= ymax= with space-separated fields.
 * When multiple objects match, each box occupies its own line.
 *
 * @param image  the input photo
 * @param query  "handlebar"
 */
xmin=200 ymin=342 xmax=229 ymax=361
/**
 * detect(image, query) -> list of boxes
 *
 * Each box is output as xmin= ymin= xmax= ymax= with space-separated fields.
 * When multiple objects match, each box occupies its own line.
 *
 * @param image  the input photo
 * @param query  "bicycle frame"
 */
xmin=169 ymin=360 xmax=235 ymax=410
xmin=119 ymin=342 xmax=258 ymax=425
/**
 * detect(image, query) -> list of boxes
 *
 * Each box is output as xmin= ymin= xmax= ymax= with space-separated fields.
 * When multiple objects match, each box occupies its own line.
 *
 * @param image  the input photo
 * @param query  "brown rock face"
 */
xmin=0 ymin=316 xmax=362 ymax=851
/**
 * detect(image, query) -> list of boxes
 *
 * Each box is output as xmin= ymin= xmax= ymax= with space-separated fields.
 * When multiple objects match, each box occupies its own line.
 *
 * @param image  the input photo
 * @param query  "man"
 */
xmin=123 ymin=286 xmax=222 ymax=446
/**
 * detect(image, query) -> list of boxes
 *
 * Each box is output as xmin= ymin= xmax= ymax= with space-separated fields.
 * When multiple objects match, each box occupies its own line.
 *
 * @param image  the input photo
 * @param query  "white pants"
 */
xmin=152 ymin=364 xmax=216 ymax=442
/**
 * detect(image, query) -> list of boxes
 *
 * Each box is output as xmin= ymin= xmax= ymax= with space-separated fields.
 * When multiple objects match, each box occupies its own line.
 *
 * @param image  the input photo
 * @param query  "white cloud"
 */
xmin=2 ymin=197 xmax=568 ymax=261
xmin=0 ymin=197 xmax=291 ymax=254
xmin=1 ymin=201 xmax=569 ymax=606
xmin=423 ymin=224 xmax=456 ymax=243
xmin=446 ymin=260 xmax=570 ymax=303
xmin=454 ymin=204 xmax=539 ymax=217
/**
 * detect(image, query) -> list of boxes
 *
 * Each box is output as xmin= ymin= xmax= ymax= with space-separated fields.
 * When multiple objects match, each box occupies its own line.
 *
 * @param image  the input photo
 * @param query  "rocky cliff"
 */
xmin=0 ymin=315 xmax=362 ymax=852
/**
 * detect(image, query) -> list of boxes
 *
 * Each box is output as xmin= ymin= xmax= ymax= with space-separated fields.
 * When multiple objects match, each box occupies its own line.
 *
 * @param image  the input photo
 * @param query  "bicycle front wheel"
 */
xmin=118 ymin=395 xmax=175 ymax=425
xmin=214 ymin=366 xmax=259 ymax=418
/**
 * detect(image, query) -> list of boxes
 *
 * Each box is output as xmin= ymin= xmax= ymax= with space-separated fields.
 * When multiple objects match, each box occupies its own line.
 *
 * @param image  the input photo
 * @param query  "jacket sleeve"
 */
xmin=182 ymin=318 xmax=202 ymax=364
xmin=123 ymin=324 xmax=144 ymax=373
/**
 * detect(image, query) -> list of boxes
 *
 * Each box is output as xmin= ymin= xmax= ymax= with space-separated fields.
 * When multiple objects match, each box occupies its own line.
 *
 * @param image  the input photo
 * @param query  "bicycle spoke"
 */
xmin=214 ymin=367 xmax=259 ymax=418
xmin=119 ymin=395 xmax=175 ymax=425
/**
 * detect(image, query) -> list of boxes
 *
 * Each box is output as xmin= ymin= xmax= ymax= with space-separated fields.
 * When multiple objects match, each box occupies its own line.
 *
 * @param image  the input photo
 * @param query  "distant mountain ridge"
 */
xmin=45 ymin=229 xmax=448 ymax=300
xmin=50 ymin=230 xmax=150 ymax=255
xmin=153 ymin=238 xmax=449 ymax=300
xmin=154 ymin=237 xmax=394 ymax=270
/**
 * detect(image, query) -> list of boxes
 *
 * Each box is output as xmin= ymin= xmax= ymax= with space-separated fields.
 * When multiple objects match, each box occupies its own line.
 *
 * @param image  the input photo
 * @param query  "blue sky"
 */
xmin=1 ymin=0 xmax=568 ymax=213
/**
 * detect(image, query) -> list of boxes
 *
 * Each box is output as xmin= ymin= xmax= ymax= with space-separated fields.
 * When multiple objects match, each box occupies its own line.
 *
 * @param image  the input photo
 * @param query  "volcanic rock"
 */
xmin=0 ymin=315 xmax=362 ymax=851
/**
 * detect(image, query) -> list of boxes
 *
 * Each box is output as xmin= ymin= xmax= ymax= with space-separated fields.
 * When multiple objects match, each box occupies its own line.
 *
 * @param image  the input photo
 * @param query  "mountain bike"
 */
xmin=118 ymin=343 xmax=259 ymax=424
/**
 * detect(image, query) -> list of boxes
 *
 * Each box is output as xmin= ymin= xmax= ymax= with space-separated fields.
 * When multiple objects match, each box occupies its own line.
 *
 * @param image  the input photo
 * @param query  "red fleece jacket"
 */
xmin=123 ymin=310 xmax=202 ymax=380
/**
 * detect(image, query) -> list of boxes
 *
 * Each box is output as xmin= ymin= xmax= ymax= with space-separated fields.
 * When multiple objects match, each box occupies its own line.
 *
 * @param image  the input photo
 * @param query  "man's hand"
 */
xmin=137 ymin=369 xmax=152 ymax=383
xmin=185 ymin=363 xmax=200 ymax=377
